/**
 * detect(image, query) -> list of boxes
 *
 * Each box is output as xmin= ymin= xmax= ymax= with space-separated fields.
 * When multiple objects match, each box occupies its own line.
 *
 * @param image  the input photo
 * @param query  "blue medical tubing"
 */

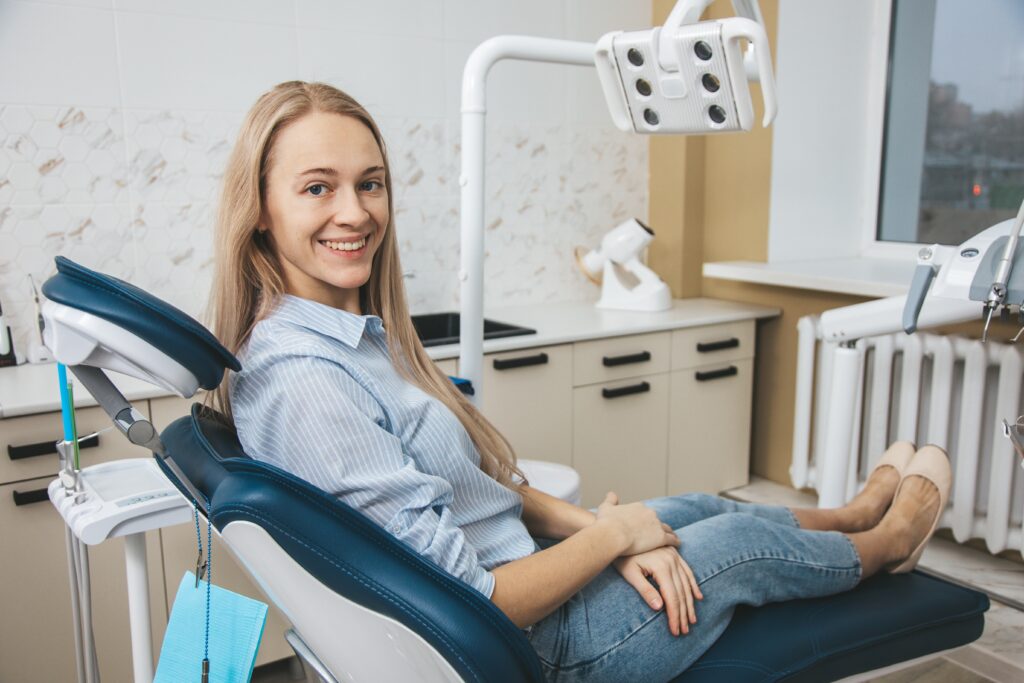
xmin=57 ymin=363 xmax=74 ymax=442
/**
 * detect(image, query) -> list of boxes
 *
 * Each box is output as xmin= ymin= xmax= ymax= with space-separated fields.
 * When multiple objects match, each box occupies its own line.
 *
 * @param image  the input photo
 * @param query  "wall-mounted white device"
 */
xmin=575 ymin=218 xmax=672 ymax=312
xmin=594 ymin=0 xmax=776 ymax=134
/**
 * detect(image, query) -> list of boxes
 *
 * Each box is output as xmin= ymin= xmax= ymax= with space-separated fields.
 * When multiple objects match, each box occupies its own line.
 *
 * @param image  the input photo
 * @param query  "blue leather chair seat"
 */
xmin=47 ymin=258 xmax=990 ymax=682
xmin=673 ymin=570 xmax=986 ymax=682
xmin=41 ymin=256 xmax=239 ymax=389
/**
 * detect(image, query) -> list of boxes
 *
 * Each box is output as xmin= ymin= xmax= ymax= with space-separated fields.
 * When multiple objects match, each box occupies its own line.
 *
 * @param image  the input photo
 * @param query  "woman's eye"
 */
xmin=306 ymin=183 xmax=328 ymax=196
xmin=360 ymin=179 xmax=384 ymax=192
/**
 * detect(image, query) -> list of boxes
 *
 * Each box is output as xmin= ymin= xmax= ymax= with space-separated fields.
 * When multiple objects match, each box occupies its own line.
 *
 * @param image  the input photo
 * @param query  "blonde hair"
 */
xmin=209 ymin=81 xmax=523 ymax=487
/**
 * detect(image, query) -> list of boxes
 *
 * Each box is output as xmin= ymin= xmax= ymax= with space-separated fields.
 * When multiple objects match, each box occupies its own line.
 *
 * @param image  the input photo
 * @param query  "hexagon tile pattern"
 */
xmin=0 ymin=103 xmax=647 ymax=363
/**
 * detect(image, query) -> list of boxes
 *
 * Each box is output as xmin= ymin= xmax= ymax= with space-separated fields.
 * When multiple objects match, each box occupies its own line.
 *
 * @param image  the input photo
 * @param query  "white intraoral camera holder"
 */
xmin=595 ymin=0 xmax=776 ymax=134
xmin=581 ymin=218 xmax=672 ymax=312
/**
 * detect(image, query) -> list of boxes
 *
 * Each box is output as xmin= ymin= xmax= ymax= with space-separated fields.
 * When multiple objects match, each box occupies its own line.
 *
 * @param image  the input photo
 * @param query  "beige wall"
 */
xmin=649 ymin=0 xmax=873 ymax=485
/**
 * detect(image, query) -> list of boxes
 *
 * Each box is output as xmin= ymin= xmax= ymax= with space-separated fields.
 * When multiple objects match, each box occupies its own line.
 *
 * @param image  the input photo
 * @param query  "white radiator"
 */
xmin=792 ymin=316 xmax=1024 ymax=556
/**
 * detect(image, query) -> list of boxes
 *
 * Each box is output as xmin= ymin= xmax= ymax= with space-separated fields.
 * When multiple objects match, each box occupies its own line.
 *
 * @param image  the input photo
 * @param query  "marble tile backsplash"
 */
xmin=0 ymin=102 xmax=647 ymax=355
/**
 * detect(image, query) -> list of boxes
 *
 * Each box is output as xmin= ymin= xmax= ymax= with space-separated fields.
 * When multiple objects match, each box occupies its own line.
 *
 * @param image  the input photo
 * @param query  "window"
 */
xmin=878 ymin=0 xmax=1024 ymax=247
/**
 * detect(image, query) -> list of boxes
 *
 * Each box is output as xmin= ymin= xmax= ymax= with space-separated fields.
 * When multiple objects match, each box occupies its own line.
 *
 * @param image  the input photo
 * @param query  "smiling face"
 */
xmin=261 ymin=112 xmax=389 ymax=313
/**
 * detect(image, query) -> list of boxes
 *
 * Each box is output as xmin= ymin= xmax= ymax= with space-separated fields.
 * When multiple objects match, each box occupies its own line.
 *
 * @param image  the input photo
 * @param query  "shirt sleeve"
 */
xmin=231 ymin=351 xmax=496 ymax=597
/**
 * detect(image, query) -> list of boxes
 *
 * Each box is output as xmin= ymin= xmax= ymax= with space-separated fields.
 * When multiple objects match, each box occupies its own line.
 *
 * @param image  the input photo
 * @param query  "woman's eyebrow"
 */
xmin=362 ymin=165 xmax=385 ymax=176
xmin=296 ymin=167 xmax=337 ymax=178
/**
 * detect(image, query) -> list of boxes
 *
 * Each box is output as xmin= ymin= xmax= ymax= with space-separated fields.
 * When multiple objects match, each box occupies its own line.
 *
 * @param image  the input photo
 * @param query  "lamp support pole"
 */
xmin=459 ymin=36 xmax=595 ymax=404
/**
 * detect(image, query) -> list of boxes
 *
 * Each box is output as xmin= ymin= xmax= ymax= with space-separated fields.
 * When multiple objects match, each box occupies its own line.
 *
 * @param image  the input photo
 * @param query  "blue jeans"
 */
xmin=526 ymin=493 xmax=862 ymax=682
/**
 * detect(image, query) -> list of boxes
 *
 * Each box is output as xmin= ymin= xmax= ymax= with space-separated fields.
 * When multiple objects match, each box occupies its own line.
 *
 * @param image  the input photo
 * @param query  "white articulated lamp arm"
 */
xmin=458 ymin=1 xmax=776 ymax=402
xmin=458 ymin=37 xmax=595 ymax=403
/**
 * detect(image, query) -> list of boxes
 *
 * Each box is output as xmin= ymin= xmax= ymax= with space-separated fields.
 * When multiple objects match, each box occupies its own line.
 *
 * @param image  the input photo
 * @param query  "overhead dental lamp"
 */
xmin=458 ymin=0 xmax=777 ymax=402
xmin=575 ymin=218 xmax=672 ymax=312
xmin=595 ymin=0 xmax=777 ymax=134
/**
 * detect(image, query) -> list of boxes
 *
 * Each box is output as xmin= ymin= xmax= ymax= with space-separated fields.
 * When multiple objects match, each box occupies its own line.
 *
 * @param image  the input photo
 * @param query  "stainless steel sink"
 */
xmin=411 ymin=312 xmax=536 ymax=348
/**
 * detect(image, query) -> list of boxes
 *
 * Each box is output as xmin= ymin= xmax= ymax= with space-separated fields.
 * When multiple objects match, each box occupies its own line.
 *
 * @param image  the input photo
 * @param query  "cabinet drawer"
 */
xmin=481 ymin=345 xmax=572 ymax=465
xmin=572 ymin=374 xmax=669 ymax=507
xmin=0 ymin=475 xmax=166 ymax=683
xmin=671 ymin=321 xmax=754 ymax=371
xmin=1 ymin=403 xmax=151 ymax=484
xmin=573 ymin=332 xmax=670 ymax=387
xmin=435 ymin=358 xmax=457 ymax=376
xmin=667 ymin=358 xmax=753 ymax=495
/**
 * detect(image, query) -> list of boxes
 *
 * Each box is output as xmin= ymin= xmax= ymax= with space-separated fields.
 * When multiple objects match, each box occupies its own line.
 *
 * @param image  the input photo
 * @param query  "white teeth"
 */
xmin=322 ymin=237 xmax=367 ymax=252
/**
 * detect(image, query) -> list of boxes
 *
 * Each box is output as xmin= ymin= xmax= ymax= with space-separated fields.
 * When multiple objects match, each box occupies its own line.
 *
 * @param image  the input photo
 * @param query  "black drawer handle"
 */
xmin=8 ymin=434 xmax=100 ymax=461
xmin=695 ymin=366 xmax=738 ymax=382
xmin=13 ymin=488 xmax=50 ymax=506
xmin=602 ymin=381 xmax=651 ymax=399
xmin=493 ymin=353 xmax=549 ymax=371
xmin=697 ymin=338 xmax=740 ymax=353
xmin=602 ymin=351 xmax=651 ymax=367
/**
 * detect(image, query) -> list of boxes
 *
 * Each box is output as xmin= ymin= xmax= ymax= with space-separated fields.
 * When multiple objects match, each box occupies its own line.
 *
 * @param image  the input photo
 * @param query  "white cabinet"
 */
xmin=573 ymin=375 xmax=670 ymax=506
xmin=667 ymin=320 xmax=756 ymax=495
xmin=571 ymin=333 xmax=672 ymax=506
xmin=479 ymin=345 xmax=573 ymax=466
xmin=0 ymin=404 xmax=167 ymax=683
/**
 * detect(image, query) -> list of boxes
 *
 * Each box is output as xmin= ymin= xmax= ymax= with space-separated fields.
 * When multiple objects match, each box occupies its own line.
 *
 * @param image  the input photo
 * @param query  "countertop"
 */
xmin=0 ymin=298 xmax=778 ymax=418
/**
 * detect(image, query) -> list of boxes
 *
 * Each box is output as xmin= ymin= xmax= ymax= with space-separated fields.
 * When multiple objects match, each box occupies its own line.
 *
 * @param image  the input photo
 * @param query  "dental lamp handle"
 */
xmin=721 ymin=18 xmax=777 ymax=126
xmin=903 ymin=265 xmax=936 ymax=335
xmin=902 ymin=245 xmax=944 ymax=334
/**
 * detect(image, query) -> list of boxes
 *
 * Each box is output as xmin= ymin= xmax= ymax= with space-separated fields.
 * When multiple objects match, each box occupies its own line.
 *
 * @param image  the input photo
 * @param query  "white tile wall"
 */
xmin=0 ymin=0 xmax=650 ymax=358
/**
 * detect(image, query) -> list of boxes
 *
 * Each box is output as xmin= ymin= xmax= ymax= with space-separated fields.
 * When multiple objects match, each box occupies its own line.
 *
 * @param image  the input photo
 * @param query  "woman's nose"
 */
xmin=330 ymin=187 xmax=370 ymax=226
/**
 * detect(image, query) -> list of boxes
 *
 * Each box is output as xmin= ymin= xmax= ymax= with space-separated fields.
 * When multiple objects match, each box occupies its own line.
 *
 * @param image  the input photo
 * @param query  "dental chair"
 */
xmin=42 ymin=256 xmax=989 ymax=682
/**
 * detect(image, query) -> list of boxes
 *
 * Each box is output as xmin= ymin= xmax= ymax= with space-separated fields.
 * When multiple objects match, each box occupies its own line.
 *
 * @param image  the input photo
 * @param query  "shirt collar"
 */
xmin=271 ymin=294 xmax=384 ymax=348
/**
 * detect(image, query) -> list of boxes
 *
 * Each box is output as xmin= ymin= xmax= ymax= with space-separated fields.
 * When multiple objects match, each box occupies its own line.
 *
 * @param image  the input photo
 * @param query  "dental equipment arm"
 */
xmin=460 ymin=0 xmax=776 ymax=403
xmin=66 ymin=364 xmax=208 ymax=508
xmin=982 ymin=197 xmax=1024 ymax=340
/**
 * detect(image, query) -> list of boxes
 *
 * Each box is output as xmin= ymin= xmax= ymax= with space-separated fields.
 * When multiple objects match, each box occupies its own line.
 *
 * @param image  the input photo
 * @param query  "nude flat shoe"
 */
xmin=886 ymin=444 xmax=952 ymax=574
xmin=871 ymin=441 xmax=916 ymax=480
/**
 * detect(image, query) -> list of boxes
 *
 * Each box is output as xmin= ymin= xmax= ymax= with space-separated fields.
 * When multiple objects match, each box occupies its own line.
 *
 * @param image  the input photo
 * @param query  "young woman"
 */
xmin=210 ymin=81 xmax=950 ymax=682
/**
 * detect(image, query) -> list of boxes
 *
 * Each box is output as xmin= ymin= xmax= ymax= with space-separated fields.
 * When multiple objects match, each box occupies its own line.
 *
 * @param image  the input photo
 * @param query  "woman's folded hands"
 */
xmin=596 ymin=492 xmax=703 ymax=636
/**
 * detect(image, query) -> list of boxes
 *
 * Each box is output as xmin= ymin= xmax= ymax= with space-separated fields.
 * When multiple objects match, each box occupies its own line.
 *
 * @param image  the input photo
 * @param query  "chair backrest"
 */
xmin=160 ymin=405 xmax=545 ymax=683
xmin=42 ymin=258 xmax=544 ymax=682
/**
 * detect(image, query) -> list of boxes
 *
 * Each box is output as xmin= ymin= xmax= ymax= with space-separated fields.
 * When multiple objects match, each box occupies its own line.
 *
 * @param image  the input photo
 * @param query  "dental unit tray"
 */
xmin=48 ymin=458 xmax=191 ymax=545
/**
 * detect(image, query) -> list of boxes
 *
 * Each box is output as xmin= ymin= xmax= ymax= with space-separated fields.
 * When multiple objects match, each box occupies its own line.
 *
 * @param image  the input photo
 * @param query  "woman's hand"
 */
xmin=614 ymin=547 xmax=703 ymax=636
xmin=595 ymin=492 xmax=680 ymax=556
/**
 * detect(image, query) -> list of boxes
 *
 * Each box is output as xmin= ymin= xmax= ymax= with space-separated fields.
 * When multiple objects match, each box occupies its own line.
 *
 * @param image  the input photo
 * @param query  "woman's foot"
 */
xmin=842 ymin=441 xmax=915 ymax=532
xmin=880 ymin=445 xmax=951 ymax=573
xmin=793 ymin=441 xmax=912 ymax=533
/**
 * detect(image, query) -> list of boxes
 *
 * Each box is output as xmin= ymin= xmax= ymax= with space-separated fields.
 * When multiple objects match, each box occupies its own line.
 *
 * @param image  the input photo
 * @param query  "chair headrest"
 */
xmin=42 ymin=257 xmax=239 ymax=390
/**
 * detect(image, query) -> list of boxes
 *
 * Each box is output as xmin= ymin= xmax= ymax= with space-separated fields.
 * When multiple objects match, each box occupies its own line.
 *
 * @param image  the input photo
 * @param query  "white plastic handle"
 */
xmin=722 ymin=18 xmax=776 ymax=126
xmin=593 ymin=30 xmax=632 ymax=132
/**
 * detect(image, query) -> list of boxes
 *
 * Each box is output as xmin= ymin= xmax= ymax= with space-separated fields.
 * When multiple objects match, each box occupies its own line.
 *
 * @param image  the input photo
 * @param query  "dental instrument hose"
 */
xmin=193 ymin=498 xmax=213 ymax=683
xmin=58 ymin=364 xmax=101 ymax=683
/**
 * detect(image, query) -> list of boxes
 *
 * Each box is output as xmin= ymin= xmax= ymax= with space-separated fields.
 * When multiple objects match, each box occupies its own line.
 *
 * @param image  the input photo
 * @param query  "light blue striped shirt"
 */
xmin=229 ymin=294 xmax=536 ymax=597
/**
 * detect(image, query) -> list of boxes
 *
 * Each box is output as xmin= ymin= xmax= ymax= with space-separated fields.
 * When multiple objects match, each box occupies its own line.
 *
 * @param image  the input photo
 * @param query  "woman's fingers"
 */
xmin=620 ymin=561 xmax=663 ymax=610
xmin=663 ymin=529 xmax=681 ymax=547
xmin=649 ymin=562 xmax=682 ymax=636
xmin=680 ymin=557 xmax=703 ymax=602
xmin=674 ymin=557 xmax=696 ymax=627
xmin=668 ymin=555 xmax=688 ymax=634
